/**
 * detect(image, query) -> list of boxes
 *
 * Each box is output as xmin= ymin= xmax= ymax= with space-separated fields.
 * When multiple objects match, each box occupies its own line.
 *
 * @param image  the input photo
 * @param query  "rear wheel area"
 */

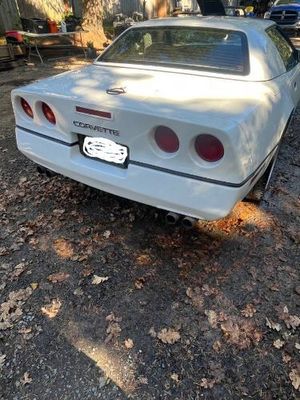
xmin=244 ymin=146 xmax=280 ymax=203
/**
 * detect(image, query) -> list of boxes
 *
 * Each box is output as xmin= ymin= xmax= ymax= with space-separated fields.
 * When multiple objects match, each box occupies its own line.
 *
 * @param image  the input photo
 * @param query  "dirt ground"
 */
xmin=0 ymin=57 xmax=299 ymax=400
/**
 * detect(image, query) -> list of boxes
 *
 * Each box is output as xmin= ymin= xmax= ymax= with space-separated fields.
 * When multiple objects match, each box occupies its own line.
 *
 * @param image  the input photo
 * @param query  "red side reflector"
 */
xmin=76 ymin=106 xmax=112 ymax=119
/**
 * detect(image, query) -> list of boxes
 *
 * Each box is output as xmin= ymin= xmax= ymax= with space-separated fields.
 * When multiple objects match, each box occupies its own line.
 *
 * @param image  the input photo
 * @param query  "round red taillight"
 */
xmin=195 ymin=134 xmax=224 ymax=162
xmin=42 ymin=102 xmax=56 ymax=125
xmin=20 ymin=98 xmax=33 ymax=118
xmin=154 ymin=126 xmax=179 ymax=153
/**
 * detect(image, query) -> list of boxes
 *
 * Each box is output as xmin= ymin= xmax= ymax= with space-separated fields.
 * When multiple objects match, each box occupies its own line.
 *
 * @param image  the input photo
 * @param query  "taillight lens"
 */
xmin=154 ymin=126 xmax=179 ymax=153
xmin=20 ymin=98 xmax=33 ymax=118
xmin=195 ymin=134 xmax=224 ymax=162
xmin=42 ymin=102 xmax=56 ymax=125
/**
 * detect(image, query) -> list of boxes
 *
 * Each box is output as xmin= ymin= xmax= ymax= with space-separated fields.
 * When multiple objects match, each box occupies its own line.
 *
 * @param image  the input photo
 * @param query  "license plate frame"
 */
xmin=78 ymin=135 xmax=129 ymax=169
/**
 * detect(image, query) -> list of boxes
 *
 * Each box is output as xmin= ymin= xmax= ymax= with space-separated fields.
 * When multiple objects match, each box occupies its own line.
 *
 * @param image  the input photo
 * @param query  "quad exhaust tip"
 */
xmin=181 ymin=216 xmax=197 ymax=230
xmin=165 ymin=212 xmax=180 ymax=225
xmin=165 ymin=212 xmax=197 ymax=229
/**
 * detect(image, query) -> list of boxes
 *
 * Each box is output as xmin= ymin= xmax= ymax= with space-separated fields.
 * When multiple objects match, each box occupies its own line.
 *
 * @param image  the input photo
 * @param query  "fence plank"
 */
xmin=0 ymin=0 xmax=21 ymax=34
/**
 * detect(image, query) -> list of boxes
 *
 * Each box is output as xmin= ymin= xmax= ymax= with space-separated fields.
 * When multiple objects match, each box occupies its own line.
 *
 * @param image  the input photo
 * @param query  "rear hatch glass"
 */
xmin=99 ymin=26 xmax=249 ymax=75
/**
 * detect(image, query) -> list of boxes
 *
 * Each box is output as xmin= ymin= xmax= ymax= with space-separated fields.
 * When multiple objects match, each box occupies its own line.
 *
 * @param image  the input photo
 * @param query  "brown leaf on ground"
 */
xmin=47 ymin=272 xmax=70 ymax=283
xmin=53 ymin=238 xmax=74 ymax=259
xmin=282 ymin=353 xmax=292 ymax=364
xmin=92 ymin=275 xmax=109 ymax=285
xmin=277 ymin=306 xmax=300 ymax=329
xmin=10 ymin=262 xmax=27 ymax=280
xmin=148 ymin=327 xmax=157 ymax=338
xmin=0 ymin=287 xmax=33 ymax=330
xmin=205 ymin=310 xmax=218 ymax=328
xmin=170 ymin=373 xmax=180 ymax=383
xmin=124 ymin=338 xmax=134 ymax=349
xmin=241 ymin=304 xmax=256 ymax=318
xmin=41 ymin=299 xmax=61 ymax=319
xmin=265 ymin=317 xmax=281 ymax=332
xmin=200 ymin=378 xmax=215 ymax=389
xmin=105 ymin=313 xmax=122 ymax=343
xmin=20 ymin=372 xmax=32 ymax=385
xmin=157 ymin=328 xmax=180 ymax=344
xmin=134 ymin=277 xmax=145 ymax=290
xmin=186 ymin=287 xmax=204 ymax=310
xmin=81 ymin=267 xmax=94 ymax=277
xmin=289 ymin=369 xmax=300 ymax=390
xmin=136 ymin=254 xmax=152 ymax=266
xmin=30 ymin=282 xmax=38 ymax=290
xmin=221 ymin=318 xmax=263 ymax=349
xmin=273 ymin=339 xmax=285 ymax=349
xmin=212 ymin=340 xmax=222 ymax=352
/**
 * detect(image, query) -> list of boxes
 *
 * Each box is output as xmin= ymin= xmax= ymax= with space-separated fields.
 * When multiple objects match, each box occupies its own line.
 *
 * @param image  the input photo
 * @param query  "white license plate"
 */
xmin=83 ymin=136 xmax=128 ymax=165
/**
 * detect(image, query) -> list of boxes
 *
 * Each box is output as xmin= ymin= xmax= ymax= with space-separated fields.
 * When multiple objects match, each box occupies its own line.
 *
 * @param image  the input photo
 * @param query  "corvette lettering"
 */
xmin=73 ymin=120 xmax=120 ymax=136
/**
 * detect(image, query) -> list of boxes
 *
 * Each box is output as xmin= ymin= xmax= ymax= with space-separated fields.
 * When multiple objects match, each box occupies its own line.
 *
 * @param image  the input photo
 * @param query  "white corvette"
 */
xmin=12 ymin=17 xmax=300 ymax=222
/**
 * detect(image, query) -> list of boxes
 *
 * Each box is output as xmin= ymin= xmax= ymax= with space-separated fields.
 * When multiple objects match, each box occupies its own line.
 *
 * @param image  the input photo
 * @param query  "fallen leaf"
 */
xmin=136 ymin=254 xmax=151 ymax=266
xmin=157 ymin=328 xmax=180 ymax=344
xmin=134 ymin=277 xmax=145 ymax=290
xmin=73 ymin=288 xmax=83 ymax=296
xmin=0 ymin=354 xmax=6 ymax=369
xmin=186 ymin=287 xmax=204 ymax=310
xmin=266 ymin=317 xmax=281 ymax=332
xmin=212 ymin=340 xmax=222 ymax=352
xmin=205 ymin=310 xmax=218 ymax=328
xmin=81 ymin=267 xmax=94 ymax=277
xmin=170 ymin=373 xmax=180 ymax=383
xmin=148 ymin=327 xmax=157 ymax=338
xmin=282 ymin=353 xmax=292 ymax=364
xmin=20 ymin=372 xmax=32 ymax=385
xmin=289 ymin=369 xmax=300 ymax=390
xmin=18 ymin=327 xmax=32 ymax=335
xmin=124 ymin=338 xmax=134 ymax=349
xmin=277 ymin=306 xmax=300 ymax=330
xmin=10 ymin=262 xmax=27 ymax=279
xmin=92 ymin=275 xmax=109 ymax=285
xmin=273 ymin=339 xmax=285 ymax=349
xmin=0 ymin=287 xmax=33 ymax=330
xmin=30 ymin=282 xmax=38 ymax=290
xmin=103 ymin=230 xmax=111 ymax=239
xmin=221 ymin=319 xmax=262 ymax=349
xmin=200 ymin=378 xmax=215 ymax=389
xmin=41 ymin=299 xmax=61 ymax=319
xmin=284 ymin=315 xmax=300 ymax=330
xmin=47 ymin=272 xmax=70 ymax=283
xmin=53 ymin=239 xmax=74 ymax=259
xmin=241 ymin=304 xmax=256 ymax=318
xmin=105 ymin=313 xmax=122 ymax=343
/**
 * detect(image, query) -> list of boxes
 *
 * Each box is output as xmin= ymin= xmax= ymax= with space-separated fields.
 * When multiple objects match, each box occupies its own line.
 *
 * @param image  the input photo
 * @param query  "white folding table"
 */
xmin=17 ymin=30 xmax=87 ymax=63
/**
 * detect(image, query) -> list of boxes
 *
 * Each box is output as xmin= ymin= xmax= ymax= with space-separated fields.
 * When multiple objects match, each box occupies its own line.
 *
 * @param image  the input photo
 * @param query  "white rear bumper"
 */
xmin=16 ymin=127 xmax=251 ymax=220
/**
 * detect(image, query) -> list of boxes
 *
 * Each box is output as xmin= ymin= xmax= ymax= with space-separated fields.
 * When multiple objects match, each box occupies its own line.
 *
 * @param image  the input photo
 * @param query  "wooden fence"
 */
xmin=0 ymin=0 xmax=21 ymax=34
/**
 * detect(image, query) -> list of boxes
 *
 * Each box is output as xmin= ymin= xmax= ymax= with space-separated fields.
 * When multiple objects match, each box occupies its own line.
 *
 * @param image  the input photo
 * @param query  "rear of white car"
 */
xmin=12 ymin=17 xmax=299 ymax=220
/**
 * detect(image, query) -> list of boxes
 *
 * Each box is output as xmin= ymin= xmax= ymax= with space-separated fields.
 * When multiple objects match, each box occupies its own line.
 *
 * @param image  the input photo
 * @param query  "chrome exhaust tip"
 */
xmin=165 ymin=212 xmax=180 ymax=225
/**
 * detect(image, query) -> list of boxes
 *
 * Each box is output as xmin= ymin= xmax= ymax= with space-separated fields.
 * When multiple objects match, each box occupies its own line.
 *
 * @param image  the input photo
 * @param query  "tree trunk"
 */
xmin=81 ymin=0 xmax=107 ymax=49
